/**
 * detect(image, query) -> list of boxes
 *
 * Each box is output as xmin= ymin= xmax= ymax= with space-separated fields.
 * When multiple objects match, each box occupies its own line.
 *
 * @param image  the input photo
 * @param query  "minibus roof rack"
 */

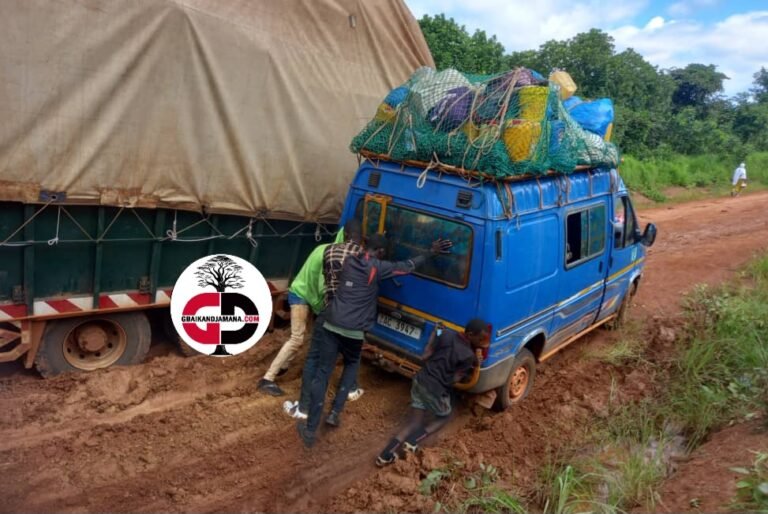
xmin=358 ymin=150 xmax=595 ymax=184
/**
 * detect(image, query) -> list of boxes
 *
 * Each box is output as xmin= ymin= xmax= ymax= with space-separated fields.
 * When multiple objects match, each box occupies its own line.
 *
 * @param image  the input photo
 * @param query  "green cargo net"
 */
xmin=351 ymin=67 xmax=619 ymax=178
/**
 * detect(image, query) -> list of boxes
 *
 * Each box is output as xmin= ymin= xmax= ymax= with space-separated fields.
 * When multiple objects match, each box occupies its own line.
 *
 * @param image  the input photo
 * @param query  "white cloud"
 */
xmin=611 ymin=11 xmax=768 ymax=95
xmin=406 ymin=0 xmax=649 ymax=51
xmin=668 ymin=0 xmax=720 ymax=18
xmin=644 ymin=16 xmax=665 ymax=31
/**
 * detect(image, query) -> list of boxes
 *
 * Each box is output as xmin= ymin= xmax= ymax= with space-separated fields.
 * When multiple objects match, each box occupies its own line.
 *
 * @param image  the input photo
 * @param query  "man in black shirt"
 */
xmin=296 ymin=233 xmax=452 ymax=448
xmin=376 ymin=318 xmax=489 ymax=466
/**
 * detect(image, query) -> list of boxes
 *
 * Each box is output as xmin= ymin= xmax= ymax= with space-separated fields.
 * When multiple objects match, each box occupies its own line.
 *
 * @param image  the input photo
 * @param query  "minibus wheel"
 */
xmin=494 ymin=348 xmax=536 ymax=411
xmin=35 ymin=312 xmax=151 ymax=377
xmin=607 ymin=287 xmax=634 ymax=330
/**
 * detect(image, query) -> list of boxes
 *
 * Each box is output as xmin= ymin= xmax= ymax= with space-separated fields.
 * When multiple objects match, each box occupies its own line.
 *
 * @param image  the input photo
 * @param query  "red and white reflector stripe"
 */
xmin=0 ymin=280 xmax=289 ymax=321
xmin=0 ymin=304 xmax=27 ymax=320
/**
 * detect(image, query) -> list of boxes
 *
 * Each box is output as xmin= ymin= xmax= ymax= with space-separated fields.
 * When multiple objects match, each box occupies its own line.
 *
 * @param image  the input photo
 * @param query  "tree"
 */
xmin=733 ymin=101 xmax=768 ymax=151
xmin=195 ymin=255 xmax=245 ymax=292
xmin=509 ymin=29 xmax=615 ymax=98
xmin=750 ymin=67 xmax=768 ymax=104
xmin=467 ymin=29 xmax=505 ymax=75
xmin=669 ymin=64 xmax=729 ymax=110
xmin=417 ymin=13 xmax=757 ymax=158
xmin=607 ymin=49 xmax=673 ymax=112
xmin=418 ymin=14 xmax=506 ymax=75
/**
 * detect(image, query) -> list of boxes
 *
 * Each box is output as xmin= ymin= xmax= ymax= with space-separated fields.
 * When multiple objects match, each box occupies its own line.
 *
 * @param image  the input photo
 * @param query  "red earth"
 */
xmin=1 ymin=191 xmax=767 ymax=513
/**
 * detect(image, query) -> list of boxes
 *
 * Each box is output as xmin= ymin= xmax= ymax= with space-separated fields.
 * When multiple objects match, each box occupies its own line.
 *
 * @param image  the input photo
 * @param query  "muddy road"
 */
xmin=1 ymin=192 xmax=767 ymax=513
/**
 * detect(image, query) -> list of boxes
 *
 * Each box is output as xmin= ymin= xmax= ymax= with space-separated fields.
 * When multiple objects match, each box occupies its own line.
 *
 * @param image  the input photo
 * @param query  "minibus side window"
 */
xmin=614 ymin=196 xmax=638 ymax=248
xmin=623 ymin=197 xmax=637 ymax=246
xmin=614 ymin=197 xmax=626 ymax=249
xmin=565 ymin=205 xmax=606 ymax=267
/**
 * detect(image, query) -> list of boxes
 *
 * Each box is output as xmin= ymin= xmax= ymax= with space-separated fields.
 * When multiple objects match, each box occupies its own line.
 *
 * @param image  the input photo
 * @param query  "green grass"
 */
xmin=531 ymin=253 xmax=768 ymax=511
xmin=420 ymin=460 xmax=528 ymax=514
xmin=532 ymin=403 xmax=667 ymax=513
xmin=731 ymin=451 xmax=768 ymax=512
xmin=668 ymin=269 xmax=768 ymax=447
xmin=620 ymin=151 xmax=768 ymax=202
xmin=584 ymin=320 xmax=647 ymax=367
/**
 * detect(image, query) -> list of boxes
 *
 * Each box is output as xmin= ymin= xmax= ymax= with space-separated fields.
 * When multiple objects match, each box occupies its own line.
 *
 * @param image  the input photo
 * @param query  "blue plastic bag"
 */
xmin=563 ymin=96 xmax=583 ymax=111
xmin=549 ymin=120 xmax=566 ymax=155
xmin=567 ymin=98 xmax=614 ymax=137
xmin=384 ymin=86 xmax=409 ymax=107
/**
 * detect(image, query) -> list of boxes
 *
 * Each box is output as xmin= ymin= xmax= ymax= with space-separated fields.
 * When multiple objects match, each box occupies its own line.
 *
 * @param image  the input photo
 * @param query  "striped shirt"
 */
xmin=322 ymin=240 xmax=362 ymax=306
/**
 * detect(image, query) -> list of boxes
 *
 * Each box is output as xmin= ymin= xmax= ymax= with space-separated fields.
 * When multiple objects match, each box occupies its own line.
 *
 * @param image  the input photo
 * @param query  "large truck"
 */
xmin=0 ymin=0 xmax=433 ymax=376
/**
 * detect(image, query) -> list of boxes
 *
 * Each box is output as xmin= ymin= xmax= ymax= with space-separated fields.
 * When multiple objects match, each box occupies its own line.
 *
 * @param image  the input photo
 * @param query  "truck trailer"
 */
xmin=0 ymin=0 xmax=433 ymax=376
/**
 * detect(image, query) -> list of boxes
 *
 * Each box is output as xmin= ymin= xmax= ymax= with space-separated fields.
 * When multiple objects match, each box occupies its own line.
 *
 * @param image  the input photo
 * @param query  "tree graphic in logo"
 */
xmin=172 ymin=254 xmax=272 ymax=359
xmin=192 ymin=255 xmax=249 ymax=356
xmin=195 ymin=255 xmax=245 ymax=293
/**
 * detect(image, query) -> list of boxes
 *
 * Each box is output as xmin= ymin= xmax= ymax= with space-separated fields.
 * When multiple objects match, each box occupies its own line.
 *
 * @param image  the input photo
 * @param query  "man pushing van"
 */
xmin=258 ymin=220 xmax=363 ymax=401
xmin=376 ymin=319 xmax=488 ymax=466
xmin=296 ymin=233 xmax=453 ymax=447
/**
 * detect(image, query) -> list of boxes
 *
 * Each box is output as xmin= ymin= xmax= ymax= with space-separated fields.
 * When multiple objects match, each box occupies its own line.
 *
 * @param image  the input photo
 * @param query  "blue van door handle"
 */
xmin=598 ymin=261 xmax=604 ymax=273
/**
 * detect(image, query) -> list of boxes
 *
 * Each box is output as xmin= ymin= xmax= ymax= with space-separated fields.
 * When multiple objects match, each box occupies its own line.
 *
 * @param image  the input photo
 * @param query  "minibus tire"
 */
xmin=35 ymin=312 xmax=151 ymax=377
xmin=607 ymin=292 xmax=631 ymax=330
xmin=493 ymin=348 xmax=536 ymax=411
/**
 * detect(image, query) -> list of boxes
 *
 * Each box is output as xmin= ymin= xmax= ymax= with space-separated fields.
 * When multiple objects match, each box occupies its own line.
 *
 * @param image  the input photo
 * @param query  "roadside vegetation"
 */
xmin=418 ymin=253 xmax=768 ymax=512
xmin=731 ymin=451 xmax=768 ymax=512
xmin=621 ymin=152 xmax=768 ymax=203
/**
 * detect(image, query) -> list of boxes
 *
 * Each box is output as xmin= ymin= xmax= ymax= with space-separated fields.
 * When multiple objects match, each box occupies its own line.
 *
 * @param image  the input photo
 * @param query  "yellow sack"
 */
xmin=463 ymin=121 xmax=499 ymax=144
xmin=374 ymin=103 xmax=396 ymax=123
xmin=503 ymin=119 xmax=542 ymax=161
xmin=518 ymin=86 xmax=548 ymax=121
xmin=549 ymin=70 xmax=577 ymax=100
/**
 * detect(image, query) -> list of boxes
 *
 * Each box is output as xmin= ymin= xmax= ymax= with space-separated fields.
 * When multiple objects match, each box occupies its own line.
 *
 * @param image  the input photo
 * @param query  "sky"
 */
xmin=405 ymin=0 xmax=768 ymax=97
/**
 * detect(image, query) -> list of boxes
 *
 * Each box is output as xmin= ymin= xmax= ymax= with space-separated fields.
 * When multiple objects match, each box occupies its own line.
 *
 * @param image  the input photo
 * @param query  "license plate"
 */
xmin=377 ymin=313 xmax=422 ymax=339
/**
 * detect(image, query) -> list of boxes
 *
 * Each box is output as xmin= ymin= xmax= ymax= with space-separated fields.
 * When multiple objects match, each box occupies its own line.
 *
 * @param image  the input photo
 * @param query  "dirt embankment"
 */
xmin=1 ymin=192 xmax=767 ymax=513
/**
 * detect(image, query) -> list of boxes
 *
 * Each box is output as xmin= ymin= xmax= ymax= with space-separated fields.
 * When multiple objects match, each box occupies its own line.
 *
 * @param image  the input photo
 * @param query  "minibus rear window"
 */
xmin=355 ymin=200 xmax=472 ymax=288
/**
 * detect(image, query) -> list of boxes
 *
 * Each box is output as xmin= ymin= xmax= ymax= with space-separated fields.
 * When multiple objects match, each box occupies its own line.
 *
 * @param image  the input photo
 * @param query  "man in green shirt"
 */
xmin=258 ymin=220 xmax=360 ymax=397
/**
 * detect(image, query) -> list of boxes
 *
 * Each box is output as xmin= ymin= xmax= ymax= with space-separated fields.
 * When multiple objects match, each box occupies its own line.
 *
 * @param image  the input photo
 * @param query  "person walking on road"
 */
xmin=731 ymin=162 xmax=747 ymax=197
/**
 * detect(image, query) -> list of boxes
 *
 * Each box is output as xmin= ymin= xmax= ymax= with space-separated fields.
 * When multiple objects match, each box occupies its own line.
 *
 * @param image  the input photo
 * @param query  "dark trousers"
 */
xmin=298 ymin=316 xmax=359 ymax=413
xmin=298 ymin=325 xmax=322 ymax=412
xmin=306 ymin=325 xmax=363 ymax=433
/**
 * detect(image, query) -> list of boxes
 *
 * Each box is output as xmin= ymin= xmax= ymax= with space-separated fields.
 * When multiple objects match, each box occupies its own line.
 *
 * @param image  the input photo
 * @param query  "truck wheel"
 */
xmin=162 ymin=311 xmax=196 ymax=357
xmin=493 ymin=348 xmax=536 ymax=411
xmin=35 ymin=312 xmax=151 ymax=377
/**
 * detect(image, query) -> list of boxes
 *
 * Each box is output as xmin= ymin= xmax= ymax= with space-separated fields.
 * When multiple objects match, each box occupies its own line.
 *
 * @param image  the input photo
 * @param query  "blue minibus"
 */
xmin=342 ymin=156 xmax=657 ymax=410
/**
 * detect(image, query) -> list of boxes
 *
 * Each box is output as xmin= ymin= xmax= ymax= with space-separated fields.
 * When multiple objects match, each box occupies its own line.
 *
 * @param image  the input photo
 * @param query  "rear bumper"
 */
xmin=362 ymin=333 xmax=423 ymax=377
xmin=362 ymin=333 xmax=514 ymax=393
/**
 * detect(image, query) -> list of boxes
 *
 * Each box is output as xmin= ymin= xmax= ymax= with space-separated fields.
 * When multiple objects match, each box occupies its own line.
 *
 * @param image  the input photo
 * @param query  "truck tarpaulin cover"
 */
xmin=0 ymin=0 xmax=433 ymax=222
